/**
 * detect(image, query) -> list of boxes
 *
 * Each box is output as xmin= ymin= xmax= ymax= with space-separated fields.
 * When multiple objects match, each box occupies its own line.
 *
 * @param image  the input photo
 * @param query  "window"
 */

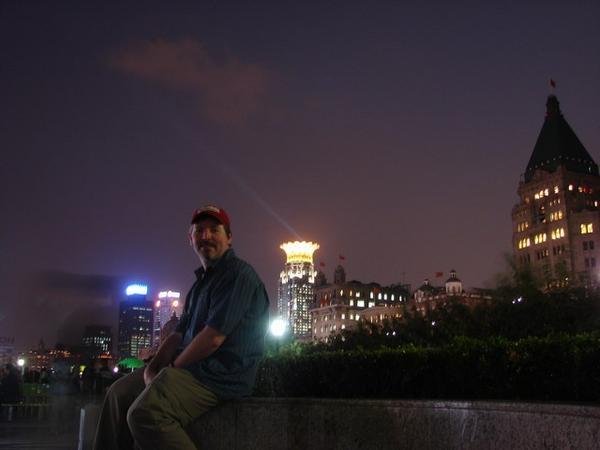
xmin=349 ymin=300 xmax=354 ymax=306
xmin=584 ymin=242 xmax=588 ymax=251
xmin=369 ymin=291 xmax=374 ymax=299
xmin=591 ymin=241 xmax=595 ymax=250
xmin=554 ymin=186 xmax=559 ymax=194
xmin=357 ymin=300 xmax=365 ymax=308
xmin=581 ymin=223 xmax=594 ymax=234
xmin=391 ymin=294 xmax=395 ymax=301
xmin=341 ymin=313 xmax=346 ymax=320
xmin=368 ymin=301 xmax=375 ymax=308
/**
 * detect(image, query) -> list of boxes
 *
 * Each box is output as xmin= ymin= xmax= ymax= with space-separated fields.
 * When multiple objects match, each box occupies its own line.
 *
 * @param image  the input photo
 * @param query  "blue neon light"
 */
xmin=126 ymin=284 xmax=148 ymax=296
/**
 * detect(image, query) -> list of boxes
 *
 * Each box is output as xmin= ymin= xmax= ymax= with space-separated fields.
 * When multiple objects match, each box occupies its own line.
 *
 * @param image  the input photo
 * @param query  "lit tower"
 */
xmin=118 ymin=284 xmax=153 ymax=359
xmin=278 ymin=241 xmax=319 ymax=339
xmin=153 ymin=290 xmax=183 ymax=345
xmin=512 ymin=95 xmax=600 ymax=288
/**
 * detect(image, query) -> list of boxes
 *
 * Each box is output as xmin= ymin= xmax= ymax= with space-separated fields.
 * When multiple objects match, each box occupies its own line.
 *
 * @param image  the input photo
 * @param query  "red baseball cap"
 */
xmin=190 ymin=205 xmax=231 ymax=229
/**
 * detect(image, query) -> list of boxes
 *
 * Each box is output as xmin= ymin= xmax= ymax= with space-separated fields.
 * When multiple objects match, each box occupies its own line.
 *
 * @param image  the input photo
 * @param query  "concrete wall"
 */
xmin=81 ymin=399 xmax=600 ymax=450
xmin=188 ymin=398 xmax=600 ymax=450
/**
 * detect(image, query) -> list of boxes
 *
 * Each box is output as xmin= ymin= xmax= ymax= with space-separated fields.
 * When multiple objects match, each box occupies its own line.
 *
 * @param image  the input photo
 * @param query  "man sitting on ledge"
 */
xmin=93 ymin=205 xmax=270 ymax=450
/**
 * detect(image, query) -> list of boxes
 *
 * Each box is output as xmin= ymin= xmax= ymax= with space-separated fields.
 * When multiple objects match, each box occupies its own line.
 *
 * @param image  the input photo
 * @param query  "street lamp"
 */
xmin=270 ymin=318 xmax=287 ymax=338
xmin=17 ymin=357 xmax=25 ymax=375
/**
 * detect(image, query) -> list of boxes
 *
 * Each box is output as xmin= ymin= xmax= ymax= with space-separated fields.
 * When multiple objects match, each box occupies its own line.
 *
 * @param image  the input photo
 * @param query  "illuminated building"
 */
xmin=82 ymin=325 xmax=112 ymax=357
xmin=0 ymin=336 xmax=15 ymax=366
xmin=153 ymin=290 xmax=183 ymax=345
xmin=310 ymin=264 xmax=410 ymax=341
xmin=118 ymin=284 xmax=153 ymax=358
xmin=278 ymin=241 xmax=319 ymax=339
xmin=409 ymin=270 xmax=493 ymax=315
xmin=512 ymin=95 xmax=600 ymax=287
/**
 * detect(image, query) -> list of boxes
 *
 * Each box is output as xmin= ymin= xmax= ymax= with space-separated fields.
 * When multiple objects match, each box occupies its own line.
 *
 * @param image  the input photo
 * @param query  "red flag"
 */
xmin=435 ymin=271 xmax=444 ymax=278
xmin=339 ymin=254 xmax=346 ymax=260
xmin=550 ymin=79 xmax=556 ymax=89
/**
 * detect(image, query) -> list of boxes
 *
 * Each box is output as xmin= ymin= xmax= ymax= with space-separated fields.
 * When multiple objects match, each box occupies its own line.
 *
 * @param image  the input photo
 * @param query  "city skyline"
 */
xmin=2 ymin=2 xmax=599 ymax=349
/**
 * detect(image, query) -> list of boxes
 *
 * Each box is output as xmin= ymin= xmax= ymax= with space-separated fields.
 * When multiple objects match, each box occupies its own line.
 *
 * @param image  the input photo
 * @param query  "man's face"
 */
xmin=190 ymin=217 xmax=232 ymax=263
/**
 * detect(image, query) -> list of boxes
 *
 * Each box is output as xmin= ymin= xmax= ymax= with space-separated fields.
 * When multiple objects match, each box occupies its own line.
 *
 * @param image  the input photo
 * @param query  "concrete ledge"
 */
xmin=188 ymin=398 xmax=600 ymax=450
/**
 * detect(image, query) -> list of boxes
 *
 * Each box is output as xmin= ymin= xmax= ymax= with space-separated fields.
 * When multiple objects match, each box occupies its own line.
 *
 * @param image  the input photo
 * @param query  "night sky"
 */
xmin=2 ymin=1 xmax=599 ymax=349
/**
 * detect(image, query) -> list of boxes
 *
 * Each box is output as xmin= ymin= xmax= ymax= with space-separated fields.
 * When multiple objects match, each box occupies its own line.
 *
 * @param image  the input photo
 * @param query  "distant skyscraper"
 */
xmin=118 ymin=284 xmax=153 ymax=359
xmin=513 ymin=95 xmax=600 ymax=288
xmin=153 ymin=290 xmax=183 ymax=345
xmin=278 ymin=241 xmax=319 ymax=339
xmin=82 ymin=325 xmax=112 ymax=357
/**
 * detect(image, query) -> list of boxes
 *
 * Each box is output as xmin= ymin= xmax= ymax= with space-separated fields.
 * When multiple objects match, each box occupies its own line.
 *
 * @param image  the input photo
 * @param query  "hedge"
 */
xmin=254 ymin=334 xmax=600 ymax=401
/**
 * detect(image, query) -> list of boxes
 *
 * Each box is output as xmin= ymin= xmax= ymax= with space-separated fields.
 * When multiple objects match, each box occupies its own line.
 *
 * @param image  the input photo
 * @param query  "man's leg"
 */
xmin=127 ymin=367 xmax=218 ymax=450
xmin=93 ymin=369 xmax=145 ymax=450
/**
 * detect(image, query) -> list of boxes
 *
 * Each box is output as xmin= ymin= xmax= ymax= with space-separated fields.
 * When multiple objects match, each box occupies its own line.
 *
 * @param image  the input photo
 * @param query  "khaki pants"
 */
xmin=93 ymin=367 xmax=218 ymax=450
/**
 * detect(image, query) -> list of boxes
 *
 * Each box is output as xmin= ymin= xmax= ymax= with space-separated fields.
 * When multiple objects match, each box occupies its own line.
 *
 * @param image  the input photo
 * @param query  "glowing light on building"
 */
xmin=126 ymin=284 xmax=148 ymax=296
xmin=158 ymin=290 xmax=181 ymax=299
xmin=280 ymin=241 xmax=320 ymax=264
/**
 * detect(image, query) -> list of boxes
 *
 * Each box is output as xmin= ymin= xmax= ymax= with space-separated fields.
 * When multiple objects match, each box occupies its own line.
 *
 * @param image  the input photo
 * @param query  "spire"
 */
xmin=333 ymin=265 xmax=346 ymax=284
xmin=524 ymin=95 xmax=598 ymax=182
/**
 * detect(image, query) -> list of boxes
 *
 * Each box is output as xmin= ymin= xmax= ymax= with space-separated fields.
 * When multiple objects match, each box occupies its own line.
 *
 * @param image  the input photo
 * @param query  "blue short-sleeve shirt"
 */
xmin=175 ymin=249 xmax=270 ymax=399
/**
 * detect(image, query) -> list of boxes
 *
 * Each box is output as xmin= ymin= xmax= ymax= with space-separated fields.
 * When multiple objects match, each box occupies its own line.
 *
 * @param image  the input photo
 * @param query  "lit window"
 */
xmin=340 ymin=290 xmax=343 ymax=296
xmin=377 ymin=293 xmax=382 ymax=300
xmin=341 ymin=324 xmax=346 ymax=329
xmin=341 ymin=313 xmax=346 ymax=320
xmin=554 ymin=186 xmax=559 ymax=194
xmin=357 ymin=300 xmax=365 ymax=307
xmin=349 ymin=291 xmax=353 ymax=297
xmin=368 ymin=301 xmax=375 ymax=307
xmin=569 ymin=184 xmax=574 ymax=191
xmin=534 ymin=193 xmax=540 ymax=200
xmin=355 ymin=316 xmax=359 ymax=321
xmin=544 ymin=188 xmax=549 ymax=196
xmin=588 ymin=224 xmax=594 ymax=233
xmin=391 ymin=294 xmax=395 ymax=301
xmin=356 ymin=292 xmax=360 ymax=298
xmin=349 ymin=300 xmax=354 ymax=306
xmin=370 ymin=291 xmax=374 ymax=299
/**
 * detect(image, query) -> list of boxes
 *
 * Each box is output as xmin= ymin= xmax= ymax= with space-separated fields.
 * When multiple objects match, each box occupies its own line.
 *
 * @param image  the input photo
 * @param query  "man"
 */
xmin=93 ymin=205 xmax=270 ymax=450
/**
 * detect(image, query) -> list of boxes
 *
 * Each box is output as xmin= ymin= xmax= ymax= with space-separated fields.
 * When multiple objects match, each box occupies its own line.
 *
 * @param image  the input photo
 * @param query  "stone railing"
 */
xmin=80 ymin=398 xmax=600 ymax=450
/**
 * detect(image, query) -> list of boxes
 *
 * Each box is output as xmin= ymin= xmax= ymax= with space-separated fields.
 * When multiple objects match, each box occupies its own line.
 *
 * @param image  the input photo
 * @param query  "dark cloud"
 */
xmin=109 ymin=38 xmax=269 ymax=125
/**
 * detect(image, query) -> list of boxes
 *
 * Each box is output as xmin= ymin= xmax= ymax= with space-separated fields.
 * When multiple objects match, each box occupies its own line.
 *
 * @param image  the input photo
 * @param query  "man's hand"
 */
xmin=142 ymin=332 xmax=183 ymax=386
xmin=143 ymin=364 xmax=159 ymax=386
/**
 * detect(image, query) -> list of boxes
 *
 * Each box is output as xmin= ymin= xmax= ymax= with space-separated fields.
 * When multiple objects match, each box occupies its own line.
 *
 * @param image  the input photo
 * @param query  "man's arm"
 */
xmin=144 ymin=331 xmax=182 ymax=385
xmin=172 ymin=325 xmax=225 ymax=368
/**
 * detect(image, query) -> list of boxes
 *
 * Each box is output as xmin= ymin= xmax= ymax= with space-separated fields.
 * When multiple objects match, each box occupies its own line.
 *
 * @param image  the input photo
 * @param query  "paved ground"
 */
xmin=0 ymin=396 xmax=87 ymax=450
xmin=0 ymin=418 xmax=79 ymax=449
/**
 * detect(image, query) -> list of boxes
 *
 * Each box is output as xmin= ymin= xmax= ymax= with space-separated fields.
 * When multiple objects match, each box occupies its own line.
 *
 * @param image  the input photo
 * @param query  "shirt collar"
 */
xmin=194 ymin=248 xmax=235 ymax=280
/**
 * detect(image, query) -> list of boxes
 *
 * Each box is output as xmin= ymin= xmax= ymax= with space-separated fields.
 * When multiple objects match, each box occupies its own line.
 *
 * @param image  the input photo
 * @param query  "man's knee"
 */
xmin=106 ymin=370 xmax=145 ymax=403
xmin=126 ymin=401 xmax=146 ymax=434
